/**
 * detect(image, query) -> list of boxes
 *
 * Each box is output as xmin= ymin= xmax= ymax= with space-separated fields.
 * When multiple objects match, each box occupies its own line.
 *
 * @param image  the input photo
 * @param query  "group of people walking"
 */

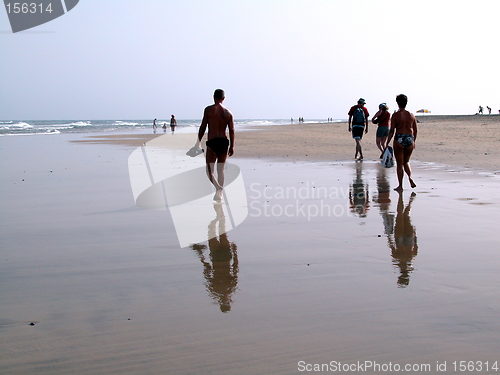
xmin=478 ymin=105 xmax=495 ymax=115
xmin=347 ymin=95 xmax=418 ymax=191
xmin=153 ymin=115 xmax=177 ymax=133
xmin=193 ymin=90 xmax=418 ymax=204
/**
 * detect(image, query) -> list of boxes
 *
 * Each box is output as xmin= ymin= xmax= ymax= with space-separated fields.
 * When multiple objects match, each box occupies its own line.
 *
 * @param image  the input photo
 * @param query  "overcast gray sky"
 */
xmin=1 ymin=0 xmax=499 ymax=120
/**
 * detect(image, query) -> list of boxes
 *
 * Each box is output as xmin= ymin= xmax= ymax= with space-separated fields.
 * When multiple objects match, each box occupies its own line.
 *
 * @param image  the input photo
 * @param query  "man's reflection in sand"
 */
xmin=349 ymin=162 xmax=370 ymax=218
xmin=190 ymin=204 xmax=239 ymax=313
xmin=388 ymin=192 xmax=418 ymax=288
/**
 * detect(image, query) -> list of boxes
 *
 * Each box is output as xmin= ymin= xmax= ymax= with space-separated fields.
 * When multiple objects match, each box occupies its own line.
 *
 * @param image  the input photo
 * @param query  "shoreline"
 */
xmin=71 ymin=114 xmax=500 ymax=173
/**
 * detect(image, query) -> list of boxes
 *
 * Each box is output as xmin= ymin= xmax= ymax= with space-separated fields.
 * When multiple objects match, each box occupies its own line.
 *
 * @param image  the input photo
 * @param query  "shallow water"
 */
xmin=1 ymin=134 xmax=499 ymax=374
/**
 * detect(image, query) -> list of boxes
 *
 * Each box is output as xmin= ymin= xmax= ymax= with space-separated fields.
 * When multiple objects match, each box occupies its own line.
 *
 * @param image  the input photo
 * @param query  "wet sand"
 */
xmin=1 ymin=123 xmax=500 ymax=374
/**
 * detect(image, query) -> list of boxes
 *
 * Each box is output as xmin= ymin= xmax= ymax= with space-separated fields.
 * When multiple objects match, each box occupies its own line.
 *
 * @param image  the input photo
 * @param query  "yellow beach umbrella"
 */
xmin=416 ymin=109 xmax=431 ymax=114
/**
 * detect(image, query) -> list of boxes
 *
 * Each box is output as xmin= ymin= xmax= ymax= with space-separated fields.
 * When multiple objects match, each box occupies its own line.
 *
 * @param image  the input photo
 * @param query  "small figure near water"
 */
xmin=170 ymin=114 xmax=177 ymax=132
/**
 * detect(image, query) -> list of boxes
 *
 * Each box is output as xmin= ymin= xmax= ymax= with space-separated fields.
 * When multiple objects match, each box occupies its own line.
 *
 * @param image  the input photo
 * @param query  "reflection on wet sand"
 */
xmin=349 ymin=162 xmax=370 ymax=218
xmin=373 ymin=166 xmax=395 ymax=237
xmin=388 ymin=192 xmax=418 ymax=288
xmin=373 ymin=165 xmax=418 ymax=287
xmin=190 ymin=204 xmax=239 ymax=313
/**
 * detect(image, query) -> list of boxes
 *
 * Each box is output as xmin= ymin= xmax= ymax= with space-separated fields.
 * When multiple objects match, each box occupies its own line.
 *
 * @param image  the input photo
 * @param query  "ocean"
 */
xmin=0 ymin=119 xmax=344 ymax=136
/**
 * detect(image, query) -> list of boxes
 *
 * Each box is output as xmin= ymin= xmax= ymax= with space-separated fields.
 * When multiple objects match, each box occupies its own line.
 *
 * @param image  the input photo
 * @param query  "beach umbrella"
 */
xmin=416 ymin=109 xmax=431 ymax=114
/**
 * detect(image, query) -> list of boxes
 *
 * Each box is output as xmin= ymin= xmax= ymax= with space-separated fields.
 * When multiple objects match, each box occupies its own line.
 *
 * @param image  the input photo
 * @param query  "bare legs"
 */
xmin=393 ymin=142 xmax=416 ymax=191
xmin=376 ymin=136 xmax=387 ymax=158
xmin=354 ymin=138 xmax=363 ymax=160
xmin=206 ymin=148 xmax=227 ymax=201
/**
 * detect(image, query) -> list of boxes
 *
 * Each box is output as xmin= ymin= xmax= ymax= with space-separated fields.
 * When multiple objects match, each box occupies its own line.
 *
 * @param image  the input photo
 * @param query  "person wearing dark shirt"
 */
xmin=348 ymin=98 xmax=369 ymax=160
xmin=372 ymin=103 xmax=391 ymax=158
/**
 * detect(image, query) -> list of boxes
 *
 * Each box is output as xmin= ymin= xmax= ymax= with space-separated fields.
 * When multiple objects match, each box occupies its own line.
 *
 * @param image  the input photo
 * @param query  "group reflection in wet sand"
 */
xmin=190 ymin=204 xmax=239 ymax=313
xmin=349 ymin=163 xmax=418 ymax=288
xmin=360 ymin=163 xmax=419 ymax=287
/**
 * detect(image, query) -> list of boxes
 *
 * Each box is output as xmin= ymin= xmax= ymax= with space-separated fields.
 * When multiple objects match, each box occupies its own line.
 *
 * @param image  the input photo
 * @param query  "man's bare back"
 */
xmin=195 ymin=89 xmax=235 ymax=201
xmin=202 ymin=103 xmax=233 ymax=141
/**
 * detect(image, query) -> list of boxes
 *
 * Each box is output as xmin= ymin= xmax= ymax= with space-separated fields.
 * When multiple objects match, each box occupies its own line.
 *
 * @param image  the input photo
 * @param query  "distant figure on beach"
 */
xmin=153 ymin=118 xmax=157 ymax=129
xmin=170 ymin=115 xmax=177 ymax=132
xmin=487 ymin=106 xmax=492 ymax=115
xmin=348 ymin=98 xmax=369 ymax=160
xmin=372 ymin=103 xmax=391 ymax=158
xmin=478 ymin=106 xmax=483 ymax=114
xmin=195 ymin=89 xmax=235 ymax=201
xmin=162 ymin=122 xmax=167 ymax=132
xmin=386 ymin=94 xmax=418 ymax=191
xmin=291 ymin=118 xmax=293 ymax=123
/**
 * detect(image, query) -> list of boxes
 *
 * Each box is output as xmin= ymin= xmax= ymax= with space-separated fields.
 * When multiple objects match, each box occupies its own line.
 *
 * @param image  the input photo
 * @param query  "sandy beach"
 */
xmin=77 ymin=115 xmax=500 ymax=172
xmin=237 ymin=114 xmax=500 ymax=171
xmin=1 ymin=115 xmax=500 ymax=374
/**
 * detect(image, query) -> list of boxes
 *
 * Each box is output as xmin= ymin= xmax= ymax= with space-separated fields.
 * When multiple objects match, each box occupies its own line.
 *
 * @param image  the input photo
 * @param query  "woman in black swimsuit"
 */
xmin=386 ymin=94 xmax=418 ymax=191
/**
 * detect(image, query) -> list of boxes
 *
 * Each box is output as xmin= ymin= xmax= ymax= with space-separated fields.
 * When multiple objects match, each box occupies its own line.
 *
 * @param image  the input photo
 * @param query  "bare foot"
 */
xmin=394 ymin=186 xmax=403 ymax=191
xmin=410 ymin=179 xmax=416 ymax=188
xmin=213 ymin=188 xmax=223 ymax=202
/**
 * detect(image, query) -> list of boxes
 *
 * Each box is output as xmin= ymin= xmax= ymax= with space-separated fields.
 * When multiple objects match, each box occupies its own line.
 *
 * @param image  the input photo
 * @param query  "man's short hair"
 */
xmin=214 ymin=89 xmax=225 ymax=100
xmin=396 ymin=94 xmax=408 ymax=108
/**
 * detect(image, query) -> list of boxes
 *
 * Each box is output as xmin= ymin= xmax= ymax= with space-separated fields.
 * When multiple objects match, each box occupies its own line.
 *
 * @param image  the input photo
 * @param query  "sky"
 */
xmin=1 ymin=0 xmax=499 ymax=120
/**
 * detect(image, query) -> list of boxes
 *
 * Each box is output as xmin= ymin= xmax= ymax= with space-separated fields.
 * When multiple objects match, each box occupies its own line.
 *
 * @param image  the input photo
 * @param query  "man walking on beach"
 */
xmin=386 ymin=94 xmax=418 ymax=191
xmin=195 ymin=89 xmax=235 ymax=201
xmin=348 ymin=98 xmax=369 ymax=160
